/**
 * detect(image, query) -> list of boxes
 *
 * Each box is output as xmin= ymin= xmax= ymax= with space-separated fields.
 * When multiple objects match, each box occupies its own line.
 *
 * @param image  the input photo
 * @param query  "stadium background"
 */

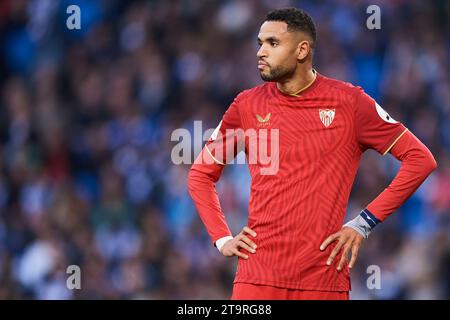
xmin=0 ymin=0 xmax=449 ymax=299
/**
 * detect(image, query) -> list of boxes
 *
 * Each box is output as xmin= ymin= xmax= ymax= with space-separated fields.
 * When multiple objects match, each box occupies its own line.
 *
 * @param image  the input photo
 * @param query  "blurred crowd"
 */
xmin=0 ymin=0 xmax=449 ymax=299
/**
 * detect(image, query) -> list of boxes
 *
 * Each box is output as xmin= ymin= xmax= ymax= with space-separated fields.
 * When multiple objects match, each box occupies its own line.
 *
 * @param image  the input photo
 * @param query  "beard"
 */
xmin=259 ymin=64 xmax=294 ymax=82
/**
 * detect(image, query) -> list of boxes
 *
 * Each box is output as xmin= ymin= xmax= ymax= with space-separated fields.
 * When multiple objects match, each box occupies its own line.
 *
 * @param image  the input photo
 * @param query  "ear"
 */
xmin=296 ymin=40 xmax=311 ymax=61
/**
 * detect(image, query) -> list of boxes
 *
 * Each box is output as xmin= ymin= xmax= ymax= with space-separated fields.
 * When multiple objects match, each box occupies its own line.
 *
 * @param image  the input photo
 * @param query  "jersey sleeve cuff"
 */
xmin=215 ymin=236 xmax=234 ymax=253
xmin=344 ymin=209 xmax=381 ymax=239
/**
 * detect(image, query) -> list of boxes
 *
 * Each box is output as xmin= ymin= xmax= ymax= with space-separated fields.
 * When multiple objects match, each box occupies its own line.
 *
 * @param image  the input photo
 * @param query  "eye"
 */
xmin=270 ymin=42 xmax=278 ymax=47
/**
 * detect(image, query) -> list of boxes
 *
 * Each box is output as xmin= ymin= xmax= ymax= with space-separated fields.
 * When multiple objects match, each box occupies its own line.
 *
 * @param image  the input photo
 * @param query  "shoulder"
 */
xmin=318 ymin=74 xmax=365 ymax=102
xmin=234 ymin=83 xmax=271 ymax=104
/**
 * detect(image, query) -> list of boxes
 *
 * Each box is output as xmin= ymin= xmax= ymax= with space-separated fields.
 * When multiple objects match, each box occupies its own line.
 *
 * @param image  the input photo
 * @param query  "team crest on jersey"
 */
xmin=319 ymin=109 xmax=335 ymax=127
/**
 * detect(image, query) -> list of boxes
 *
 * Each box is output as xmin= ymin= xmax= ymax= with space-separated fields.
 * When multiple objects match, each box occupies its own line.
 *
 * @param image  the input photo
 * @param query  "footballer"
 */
xmin=188 ymin=8 xmax=437 ymax=300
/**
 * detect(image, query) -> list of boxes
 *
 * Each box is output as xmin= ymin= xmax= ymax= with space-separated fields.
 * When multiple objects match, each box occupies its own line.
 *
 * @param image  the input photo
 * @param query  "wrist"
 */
xmin=344 ymin=209 xmax=381 ymax=239
xmin=216 ymin=236 xmax=233 ymax=253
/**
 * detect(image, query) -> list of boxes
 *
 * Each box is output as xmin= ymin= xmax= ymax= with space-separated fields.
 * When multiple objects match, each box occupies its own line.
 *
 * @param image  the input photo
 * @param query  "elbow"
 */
xmin=187 ymin=165 xmax=198 ymax=196
xmin=421 ymin=149 xmax=438 ymax=178
xmin=187 ymin=164 xmax=208 ymax=196
xmin=427 ymin=153 xmax=438 ymax=174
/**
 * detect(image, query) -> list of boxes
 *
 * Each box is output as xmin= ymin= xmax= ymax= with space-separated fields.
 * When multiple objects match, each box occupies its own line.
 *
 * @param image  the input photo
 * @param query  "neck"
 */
xmin=276 ymin=68 xmax=316 ymax=96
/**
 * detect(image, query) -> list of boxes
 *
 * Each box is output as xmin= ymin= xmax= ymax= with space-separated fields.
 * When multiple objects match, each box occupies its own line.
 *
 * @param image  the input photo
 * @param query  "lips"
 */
xmin=258 ymin=61 xmax=269 ymax=69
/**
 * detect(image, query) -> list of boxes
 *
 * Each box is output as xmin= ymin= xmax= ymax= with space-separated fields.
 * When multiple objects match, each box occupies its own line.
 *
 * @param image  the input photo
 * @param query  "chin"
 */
xmin=259 ymin=71 xmax=270 ymax=80
xmin=260 ymin=74 xmax=276 ymax=82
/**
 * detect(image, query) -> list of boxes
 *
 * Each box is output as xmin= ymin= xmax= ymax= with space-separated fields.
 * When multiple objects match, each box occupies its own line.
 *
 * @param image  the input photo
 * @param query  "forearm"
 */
xmin=345 ymin=130 xmax=437 ymax=237
xmin=188 ymin=148 xmax=233 ymax=245
xmin=368 ymin=130 xmax=437 ymax=220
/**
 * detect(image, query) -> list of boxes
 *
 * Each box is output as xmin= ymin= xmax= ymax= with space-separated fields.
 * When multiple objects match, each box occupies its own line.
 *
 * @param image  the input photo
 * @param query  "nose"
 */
xmin=257 ymin=45 xmax=267 ymax=59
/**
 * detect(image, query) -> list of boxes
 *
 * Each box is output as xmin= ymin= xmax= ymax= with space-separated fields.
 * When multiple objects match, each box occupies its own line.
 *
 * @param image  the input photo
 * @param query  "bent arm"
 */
xmin=345 ymin=130 xmax=437 ymax=237
xmin=188 ymin=146 xmax=233 ymax=247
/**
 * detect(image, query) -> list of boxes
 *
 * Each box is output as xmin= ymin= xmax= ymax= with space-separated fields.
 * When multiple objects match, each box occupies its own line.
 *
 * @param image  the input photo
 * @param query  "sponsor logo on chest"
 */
xmin=256 ymin=113 xmax=271 ymax=127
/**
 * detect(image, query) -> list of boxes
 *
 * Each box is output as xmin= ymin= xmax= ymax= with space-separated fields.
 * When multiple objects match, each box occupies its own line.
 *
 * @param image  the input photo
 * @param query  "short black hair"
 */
xmin=265 ymin=8 xmax=317 ymax=47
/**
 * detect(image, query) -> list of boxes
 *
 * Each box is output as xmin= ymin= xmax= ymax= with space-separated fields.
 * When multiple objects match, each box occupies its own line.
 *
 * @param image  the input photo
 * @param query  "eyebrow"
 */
xmin=257 ymin=36 xmax=280 ymax=44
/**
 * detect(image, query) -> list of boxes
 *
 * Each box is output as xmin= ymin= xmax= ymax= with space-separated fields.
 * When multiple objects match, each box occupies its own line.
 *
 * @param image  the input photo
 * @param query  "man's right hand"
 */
xmin=220 ymin=226 xmax=257 ymax=259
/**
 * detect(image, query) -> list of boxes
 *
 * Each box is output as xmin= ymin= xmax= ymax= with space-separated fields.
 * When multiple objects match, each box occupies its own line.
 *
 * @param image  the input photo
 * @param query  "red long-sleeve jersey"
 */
xmin=188 ymin=72 xmax=437 ymax=291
